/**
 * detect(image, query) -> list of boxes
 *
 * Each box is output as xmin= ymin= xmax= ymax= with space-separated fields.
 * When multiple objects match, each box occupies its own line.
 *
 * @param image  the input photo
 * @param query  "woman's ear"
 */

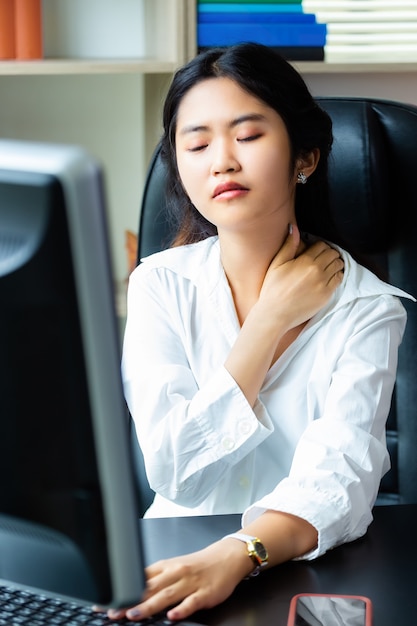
xmin=295 ymin=148 xmax=320 ymax=183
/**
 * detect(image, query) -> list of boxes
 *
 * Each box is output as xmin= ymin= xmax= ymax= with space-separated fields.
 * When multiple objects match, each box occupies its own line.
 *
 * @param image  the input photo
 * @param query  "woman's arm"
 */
xmin=108 ymin=509 xmax=317 ymax=623
xmin=225 ymin=225 xmax=344 ymax=407
xmin=123 ymin=262 xmax=274 ymax=506
xmin=243 ymin=292 xmax=406 ymax=560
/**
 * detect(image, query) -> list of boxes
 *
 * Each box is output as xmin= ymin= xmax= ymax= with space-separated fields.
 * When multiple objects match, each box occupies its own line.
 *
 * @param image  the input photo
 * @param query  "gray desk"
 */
xmin=141 ymin=504 xmax=416 ymax=625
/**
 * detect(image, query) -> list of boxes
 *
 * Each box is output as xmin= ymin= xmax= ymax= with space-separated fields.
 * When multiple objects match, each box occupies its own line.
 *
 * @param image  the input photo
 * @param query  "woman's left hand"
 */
xmin=107 ymin=539 xmax=252 ymax=622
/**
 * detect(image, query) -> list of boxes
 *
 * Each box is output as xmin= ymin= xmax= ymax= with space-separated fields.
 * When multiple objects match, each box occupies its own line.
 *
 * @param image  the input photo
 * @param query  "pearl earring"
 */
xmin=297 ymin=171 xmax=307 ymax=185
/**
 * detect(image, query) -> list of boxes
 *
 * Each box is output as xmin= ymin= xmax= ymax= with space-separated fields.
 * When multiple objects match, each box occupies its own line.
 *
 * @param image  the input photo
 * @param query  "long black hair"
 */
xmin=160 ymin=42 xmax=341 ymax=247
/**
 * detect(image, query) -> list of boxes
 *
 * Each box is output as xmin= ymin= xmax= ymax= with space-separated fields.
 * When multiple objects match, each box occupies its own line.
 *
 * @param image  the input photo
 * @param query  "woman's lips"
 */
xmin=213 ymin=182 xmax=249 ymax=199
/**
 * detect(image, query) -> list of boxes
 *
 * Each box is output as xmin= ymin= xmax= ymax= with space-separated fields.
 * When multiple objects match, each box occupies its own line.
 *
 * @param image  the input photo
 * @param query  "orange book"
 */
xmin=14 ymin=0 xmax=42 ymax=59
xmin=0 ymin=0 xmax=15 ymax=59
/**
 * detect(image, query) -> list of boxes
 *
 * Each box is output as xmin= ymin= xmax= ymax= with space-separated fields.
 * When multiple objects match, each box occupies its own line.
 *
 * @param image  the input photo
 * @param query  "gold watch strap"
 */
xmin=222 ymin=532 xmax=268 ymax=576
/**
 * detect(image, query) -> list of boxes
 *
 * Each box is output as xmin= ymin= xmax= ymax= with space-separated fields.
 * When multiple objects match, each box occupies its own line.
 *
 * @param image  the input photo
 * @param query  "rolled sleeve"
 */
xmin=123 ymin=264 xmax=273 ymax=508
xmin=243 ymin=294 xmax=406 ymax=559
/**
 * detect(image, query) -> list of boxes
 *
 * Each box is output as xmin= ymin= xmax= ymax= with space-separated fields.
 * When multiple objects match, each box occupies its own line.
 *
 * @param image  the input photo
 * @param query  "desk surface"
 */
xmin=140 ymin=504 xmax=415 ymax=626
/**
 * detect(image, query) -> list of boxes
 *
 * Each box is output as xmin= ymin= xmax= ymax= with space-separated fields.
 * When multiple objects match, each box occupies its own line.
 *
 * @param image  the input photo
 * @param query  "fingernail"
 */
xmin=288 ymin=223 xmax=293 ymax=235
xmin=127 ymin=607 xmax=142 ymax=618
xmin=108 ymin=609 xmax=124 ymax=619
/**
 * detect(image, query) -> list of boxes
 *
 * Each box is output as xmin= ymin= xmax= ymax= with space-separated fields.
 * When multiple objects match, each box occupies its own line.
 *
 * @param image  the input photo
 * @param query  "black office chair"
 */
xmin=134 ymin=97 xmax=417 ymax=508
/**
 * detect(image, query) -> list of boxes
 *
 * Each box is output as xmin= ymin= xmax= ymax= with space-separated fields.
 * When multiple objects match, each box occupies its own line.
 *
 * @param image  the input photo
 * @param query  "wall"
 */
xmin=304 ymin=71 xmax=417 ymax=105
xmin=0 ymin=74 xmax=146 ymax=297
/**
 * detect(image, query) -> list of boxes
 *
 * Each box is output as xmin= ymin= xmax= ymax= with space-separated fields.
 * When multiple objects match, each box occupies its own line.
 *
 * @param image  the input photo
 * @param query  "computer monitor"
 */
xmin=0 ymin=139 xmax=145 ymax=608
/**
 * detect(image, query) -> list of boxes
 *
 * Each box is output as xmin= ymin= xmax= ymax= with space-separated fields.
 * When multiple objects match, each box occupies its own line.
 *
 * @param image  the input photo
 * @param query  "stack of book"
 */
xmin=0 ymin=0 xmax=43 ymax=60
xmin=197 ymin=0 xmax=327 ymax=61
xmin=303 ymin=0 xmax=417 ymax=62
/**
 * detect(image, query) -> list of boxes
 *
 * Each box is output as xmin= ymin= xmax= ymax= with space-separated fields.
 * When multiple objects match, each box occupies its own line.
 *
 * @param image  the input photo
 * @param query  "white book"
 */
xmin=312 ymin=11 xmax=417 ymax=23
xmin=325 ymin=44 xmax=417 ymax=63
xmin=329 ymin=22 xmax=417 ymax=33
xmin=304 ymin=0 xmax=417 ymax=11
xmin=328 ymin=33 xmax=417 ymax=44
xmin=303 ymin=0 xmax=417 ymax=62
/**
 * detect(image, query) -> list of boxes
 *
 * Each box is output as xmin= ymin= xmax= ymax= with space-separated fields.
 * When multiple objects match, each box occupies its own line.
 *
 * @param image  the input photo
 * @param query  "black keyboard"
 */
xmin=0 ymin=584 xmax=177 ymax=625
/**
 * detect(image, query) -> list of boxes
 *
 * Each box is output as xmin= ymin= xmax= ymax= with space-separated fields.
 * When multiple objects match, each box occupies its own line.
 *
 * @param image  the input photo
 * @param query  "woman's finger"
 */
xmin=166 ymin=590 xmax=212 ymax=622
xmin=270 ymin=222 xmax=301 ymax=267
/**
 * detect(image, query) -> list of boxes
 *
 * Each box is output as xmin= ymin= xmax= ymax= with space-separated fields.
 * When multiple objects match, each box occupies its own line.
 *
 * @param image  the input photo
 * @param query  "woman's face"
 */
xmin=175 ymin=77 xmax=300 ymax=236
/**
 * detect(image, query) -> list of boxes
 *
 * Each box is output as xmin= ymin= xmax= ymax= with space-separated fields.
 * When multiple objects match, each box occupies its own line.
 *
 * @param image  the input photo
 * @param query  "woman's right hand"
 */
xmin=106 ymin=539 xmax=253 ymax=623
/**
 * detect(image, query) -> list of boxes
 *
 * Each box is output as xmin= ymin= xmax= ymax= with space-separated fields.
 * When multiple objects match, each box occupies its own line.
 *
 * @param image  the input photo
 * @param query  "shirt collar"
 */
xmin=141 ymin=235 xmax=415 ymax=309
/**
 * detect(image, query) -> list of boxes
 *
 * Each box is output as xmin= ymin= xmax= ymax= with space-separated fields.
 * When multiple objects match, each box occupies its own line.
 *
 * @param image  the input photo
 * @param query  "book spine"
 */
xmin=198 ymin=0 xmax=302 ymax=4
xmin=14 ymin=0 xmax=43 ymax=59
xmin=198 ymin=4 xmax=304 ymax=13
xmin=304 ymin=0 xmax=417 ymax=9
xmin=0 ymin=0 xmax=15 ymax=59
xmin=199 ymin=12 xmax=317 ymax=23
xmin=199 ymin=45 xmax=325 ymax=60
xmin=198 ymin=23 xmax=327 ymax=47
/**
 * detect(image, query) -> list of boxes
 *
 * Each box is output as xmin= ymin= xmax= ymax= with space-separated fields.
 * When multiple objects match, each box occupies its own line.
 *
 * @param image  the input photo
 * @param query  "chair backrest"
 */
xmin=136 ymin=97 xmax=417 ymax=506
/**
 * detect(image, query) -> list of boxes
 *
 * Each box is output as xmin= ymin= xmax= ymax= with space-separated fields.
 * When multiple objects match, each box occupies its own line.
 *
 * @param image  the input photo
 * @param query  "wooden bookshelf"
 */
xmin=1 ymin=58 xmax=417 ymax=77
xmin=0 ymin=58 xmax=178 ymax=75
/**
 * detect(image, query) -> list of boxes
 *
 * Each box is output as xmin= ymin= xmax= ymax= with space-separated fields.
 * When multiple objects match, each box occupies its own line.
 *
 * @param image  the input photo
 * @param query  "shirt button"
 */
xmin=221 ymin=436 xmax=235 ymax=451
xmin=239 ymin=476 xmax=250 ymax=489
xmin=239 ymin=420 xmax=251 ymax=435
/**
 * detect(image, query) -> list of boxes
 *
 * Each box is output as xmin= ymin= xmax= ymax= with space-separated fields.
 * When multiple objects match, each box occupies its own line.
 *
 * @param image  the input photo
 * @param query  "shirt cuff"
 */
xmin=241 ymin=479 xmax=368 ymax=560
xmin=192 ymin=366 xmax=274 ymax=460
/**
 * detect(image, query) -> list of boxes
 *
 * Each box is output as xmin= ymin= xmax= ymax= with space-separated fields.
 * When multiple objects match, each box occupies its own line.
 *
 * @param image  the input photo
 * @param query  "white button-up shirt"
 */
xmin=122 ymin=236 xmax=413 ymax=559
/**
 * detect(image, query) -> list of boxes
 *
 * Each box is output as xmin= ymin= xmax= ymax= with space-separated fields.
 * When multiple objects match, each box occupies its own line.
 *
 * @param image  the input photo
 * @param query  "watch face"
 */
xmin=253 ymin=540 xmax=268 ymax=561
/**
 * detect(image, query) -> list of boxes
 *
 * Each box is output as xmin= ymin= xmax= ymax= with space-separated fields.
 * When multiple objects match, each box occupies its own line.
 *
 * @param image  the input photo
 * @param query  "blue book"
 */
xmin=198 ymin=4 xmax=303 ymax=13
xmin=197 ymin=22 xmax=327 ymax=47
xmin=199 ymin=12 xmax=316 ymax=23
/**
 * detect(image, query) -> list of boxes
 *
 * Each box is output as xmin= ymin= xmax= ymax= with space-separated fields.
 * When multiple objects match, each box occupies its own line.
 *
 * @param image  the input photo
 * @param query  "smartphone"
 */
xmin=287 ymin=593 xmax=372 ymax=626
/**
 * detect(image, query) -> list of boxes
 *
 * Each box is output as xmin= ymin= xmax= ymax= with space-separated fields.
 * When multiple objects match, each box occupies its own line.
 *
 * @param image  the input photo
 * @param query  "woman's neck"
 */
xmin=219 ymin=227 xmax=289 ymax=325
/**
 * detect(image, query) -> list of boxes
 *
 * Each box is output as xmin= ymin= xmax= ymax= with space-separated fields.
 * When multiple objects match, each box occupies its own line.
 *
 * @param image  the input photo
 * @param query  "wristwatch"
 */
xmin=223 ymin=532 xmax=268 ymax=576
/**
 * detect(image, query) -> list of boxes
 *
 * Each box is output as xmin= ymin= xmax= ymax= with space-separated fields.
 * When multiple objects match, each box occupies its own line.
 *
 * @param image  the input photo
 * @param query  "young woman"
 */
xmin=115 ymin=43 xmax=412 ymax=622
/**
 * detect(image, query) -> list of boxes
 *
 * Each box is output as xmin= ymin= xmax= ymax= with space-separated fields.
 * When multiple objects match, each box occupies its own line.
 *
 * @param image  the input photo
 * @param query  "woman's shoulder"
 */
xmin=303 ymin=233 xmax=414 ymax=303
xmin=133 ymin=236 xmax=220 ymax=280
xmin=338 ymin=246 xmax=415 ymax=304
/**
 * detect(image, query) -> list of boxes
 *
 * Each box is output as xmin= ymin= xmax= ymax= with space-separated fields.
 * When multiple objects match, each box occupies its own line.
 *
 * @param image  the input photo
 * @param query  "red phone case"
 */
xmin=287 ymin=593 xmax=373 ymax=626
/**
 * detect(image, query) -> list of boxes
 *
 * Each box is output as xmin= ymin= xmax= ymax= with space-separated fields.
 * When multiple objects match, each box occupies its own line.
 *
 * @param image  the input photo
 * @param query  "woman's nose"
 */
xmin=210 ymin=141 xmax=240 ymax=175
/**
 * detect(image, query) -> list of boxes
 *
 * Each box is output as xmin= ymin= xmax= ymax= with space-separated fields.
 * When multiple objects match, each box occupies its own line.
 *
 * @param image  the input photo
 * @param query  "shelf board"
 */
xmin=0 ymin=58 xmax=179 ymax=76
xmin=1 ymin=57 xmax=417 ymax=77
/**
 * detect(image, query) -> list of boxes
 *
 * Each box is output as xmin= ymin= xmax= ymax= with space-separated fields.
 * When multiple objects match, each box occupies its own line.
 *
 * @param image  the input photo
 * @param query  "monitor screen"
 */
xmin=0 ymin=139 xmax=145 ymax=608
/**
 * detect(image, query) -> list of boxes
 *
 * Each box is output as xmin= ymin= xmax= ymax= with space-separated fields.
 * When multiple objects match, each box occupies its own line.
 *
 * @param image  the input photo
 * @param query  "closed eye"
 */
xmin=187 ymin=144 xmax=208 ymax=153
xmin=238 ymin=133 xmax=262 ymax=143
